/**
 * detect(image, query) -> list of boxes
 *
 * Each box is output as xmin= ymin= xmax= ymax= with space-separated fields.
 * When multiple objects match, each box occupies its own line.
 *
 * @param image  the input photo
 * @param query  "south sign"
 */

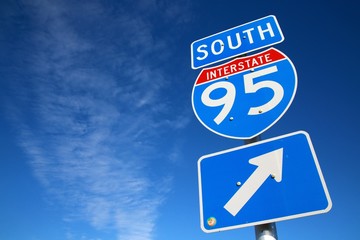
xmin=191 ymin=48 xmax=297 ymax=139
xmin=191 ymin=15 xmax=284 ymax=69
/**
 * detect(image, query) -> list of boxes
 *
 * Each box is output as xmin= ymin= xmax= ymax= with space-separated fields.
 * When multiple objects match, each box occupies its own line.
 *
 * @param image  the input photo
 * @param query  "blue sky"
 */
xmin=0 ymin=0 xmax=359 ymax=240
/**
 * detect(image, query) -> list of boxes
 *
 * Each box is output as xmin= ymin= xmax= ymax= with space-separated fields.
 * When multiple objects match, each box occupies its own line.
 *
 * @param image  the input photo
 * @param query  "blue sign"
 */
xmin=197 ymin=131 xmax=332 ymax=233
xmin=191 ymin=15 xmax=284 ymax=69
xmin=191 ymin=48 xmax=297 ymax=139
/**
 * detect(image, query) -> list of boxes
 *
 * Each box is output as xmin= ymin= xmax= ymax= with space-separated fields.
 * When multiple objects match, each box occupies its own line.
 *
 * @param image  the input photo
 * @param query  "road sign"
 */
xmin=197 ymin=131 xmax=332 ymax=233
xmin=191 ymin=15 xmax=284 ymax=69
xmin=191 ymin=48 xmax=297 ymax=139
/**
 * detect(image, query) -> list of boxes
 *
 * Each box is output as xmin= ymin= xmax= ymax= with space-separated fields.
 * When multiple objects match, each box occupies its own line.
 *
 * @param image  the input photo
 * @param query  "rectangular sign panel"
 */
xmin=197 ymin=131 xmax=332 ymax=233
xmin=191 ymin=15 xmax=284 ymax=69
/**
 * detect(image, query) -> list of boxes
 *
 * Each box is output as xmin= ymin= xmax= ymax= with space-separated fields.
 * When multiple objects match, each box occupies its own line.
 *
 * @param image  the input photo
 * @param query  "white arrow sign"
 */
xmin=224 ymin=148 xmax=284 ymax=216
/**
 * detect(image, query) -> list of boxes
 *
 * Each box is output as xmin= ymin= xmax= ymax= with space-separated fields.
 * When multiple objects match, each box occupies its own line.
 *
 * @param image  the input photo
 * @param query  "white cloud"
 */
xmin=10 ymin=0 xmax=191 ymax=239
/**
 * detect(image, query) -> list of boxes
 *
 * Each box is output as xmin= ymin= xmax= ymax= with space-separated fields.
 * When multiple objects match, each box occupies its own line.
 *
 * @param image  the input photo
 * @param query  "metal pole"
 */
xmin=254 ymin=223 xmax=278 ymax=240
xmin=244 ymin=135 xmax=278 ymax=240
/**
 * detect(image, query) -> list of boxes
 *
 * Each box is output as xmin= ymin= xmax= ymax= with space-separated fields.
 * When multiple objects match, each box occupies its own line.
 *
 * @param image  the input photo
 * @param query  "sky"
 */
xmin=0 ymin=0 xmax=359 ymax=240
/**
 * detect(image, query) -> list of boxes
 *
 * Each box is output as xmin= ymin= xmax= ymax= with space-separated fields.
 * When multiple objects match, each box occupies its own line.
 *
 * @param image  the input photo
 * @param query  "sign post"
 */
xmin=245 ymin=136 xmax=278 ymax=240
xmin=255 ymin=223 xmax=278 ymax=240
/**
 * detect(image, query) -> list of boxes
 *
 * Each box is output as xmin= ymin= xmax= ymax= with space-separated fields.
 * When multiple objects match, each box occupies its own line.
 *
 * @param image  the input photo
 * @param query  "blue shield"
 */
xmin=192 ymin=48 xmax=297 ymax=139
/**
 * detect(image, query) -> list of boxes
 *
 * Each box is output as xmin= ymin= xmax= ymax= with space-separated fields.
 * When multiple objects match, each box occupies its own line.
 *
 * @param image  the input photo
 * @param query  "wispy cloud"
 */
xmin=7 ymin=0 xmax=191 ymax=239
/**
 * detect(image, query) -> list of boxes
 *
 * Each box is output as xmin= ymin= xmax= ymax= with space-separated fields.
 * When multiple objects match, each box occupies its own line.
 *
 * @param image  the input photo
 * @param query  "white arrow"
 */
xmin=224 ymin=148 xmax=284 ymax=216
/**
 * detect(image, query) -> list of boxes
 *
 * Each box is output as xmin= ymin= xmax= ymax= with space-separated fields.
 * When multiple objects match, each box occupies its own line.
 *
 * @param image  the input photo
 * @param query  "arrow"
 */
xmin=224 ymin=148 xmax=284 ymax=216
